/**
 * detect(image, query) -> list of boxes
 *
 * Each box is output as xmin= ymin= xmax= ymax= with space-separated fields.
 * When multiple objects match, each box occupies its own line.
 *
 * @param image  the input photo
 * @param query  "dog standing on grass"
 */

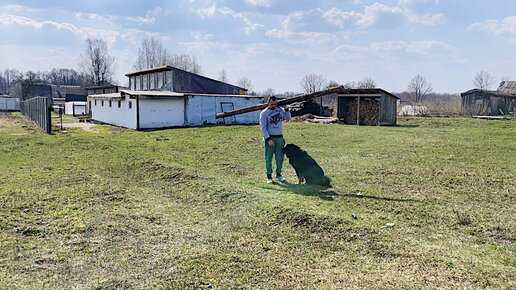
xmin=281 ymin=144 xmax=331 ymax=187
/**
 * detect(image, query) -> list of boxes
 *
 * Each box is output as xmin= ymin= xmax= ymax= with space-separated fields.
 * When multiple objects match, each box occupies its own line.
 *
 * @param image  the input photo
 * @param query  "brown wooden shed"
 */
xmin=336 ymin=88 xmax=399 ymax=126
xmin=461 ymin=81 xmax=516 ymax=116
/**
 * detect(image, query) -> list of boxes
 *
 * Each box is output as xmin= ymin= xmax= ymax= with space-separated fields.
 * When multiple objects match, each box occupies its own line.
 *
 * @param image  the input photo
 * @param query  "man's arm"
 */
xmin=282 ymin=107 xmax=292 ymax=121
xmin=259 ymin=111 xmax=270 ymax=141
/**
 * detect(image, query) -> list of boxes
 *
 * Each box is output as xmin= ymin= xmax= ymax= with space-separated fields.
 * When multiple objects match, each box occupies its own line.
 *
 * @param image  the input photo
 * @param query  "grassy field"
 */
xmin=0 ymin=112 xmax=515 ymax=289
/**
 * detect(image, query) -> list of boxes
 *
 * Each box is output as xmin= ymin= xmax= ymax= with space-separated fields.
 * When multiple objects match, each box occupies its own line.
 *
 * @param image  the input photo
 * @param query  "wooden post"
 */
xmin=319 ymin=96 xmax=323 ymax=116
xmin=215 ymin=86 xmax=344 ymax=119
xmin=136 ymin=95 xmax=140 ymax=130
xmin=356 ymin=96 xmax=360 ymax=125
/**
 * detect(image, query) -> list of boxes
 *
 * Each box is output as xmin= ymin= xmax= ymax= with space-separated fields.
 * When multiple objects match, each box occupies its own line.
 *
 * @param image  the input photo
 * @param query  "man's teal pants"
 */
xmin=263 ymin=137 xmax=285 ymax=175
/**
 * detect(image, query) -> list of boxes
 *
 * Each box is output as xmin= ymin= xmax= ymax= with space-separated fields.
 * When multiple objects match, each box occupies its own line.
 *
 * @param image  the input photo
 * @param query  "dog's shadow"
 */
xmin=275 ymin=182 xmax=339 ymax=201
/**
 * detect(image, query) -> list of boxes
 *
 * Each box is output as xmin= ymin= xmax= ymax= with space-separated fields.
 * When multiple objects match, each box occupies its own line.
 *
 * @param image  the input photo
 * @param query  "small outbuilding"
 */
xmin=0 ymin=96 xmax=20 ymax=111
xmin=64 ymin=101 xmax=86 ymax=116
xmin=461 ymin=81 xmax=516 ymax=116
xmin=335 ymin=88 xmax=399 ymax=126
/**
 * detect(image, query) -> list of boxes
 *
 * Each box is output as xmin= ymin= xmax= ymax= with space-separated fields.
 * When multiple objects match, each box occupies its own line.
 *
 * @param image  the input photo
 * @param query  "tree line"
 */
xmin=1 ymin=34 xmax=508 ymax=103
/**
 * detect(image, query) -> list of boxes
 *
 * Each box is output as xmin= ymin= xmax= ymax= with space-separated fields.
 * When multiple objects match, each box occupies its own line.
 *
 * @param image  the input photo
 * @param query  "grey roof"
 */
xmin=497 ymin=81 xmax=516 ymax=95
xmin=88 ymin=90 xmax=261 ymax=99
xmin=124 ymin=65 xmax=247 ymax=92
xmin=461 ymin=89 xmax=516 ymax=98
xmin=337 ymin=88 xmax=400 ymax=99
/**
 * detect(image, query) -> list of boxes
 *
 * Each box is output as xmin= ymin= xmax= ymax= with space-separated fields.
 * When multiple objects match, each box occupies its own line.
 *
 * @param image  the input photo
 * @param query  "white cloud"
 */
xmin=245 ymin=0 xmax=270 ymax=8
xmin=269 ymin=3 xmax=445 ymax=44
xmin=266 ymin=29 xmax=343 ymax=45
xmin=208 ymin=7 xmax=264 ymax=34
xmin=322 ymin=8 xmax=362 ymax=29
xmin=0 ymin=13 xmax=160 ymax=46
xmin=0 ymin=4 xmax=39 ymax=13
xmin=179 ymin=40 xmax=231 ymax=54
xmin=195 ymin=5 xmax=216 ymax=18
xmin=358 ymin=3 xmax=405 ymax=28
xmin=126 ymin=16 xmax=156 ymax=24
xmin=406 ymin=40 xmax=453 ymax=55
xmin=74 ymin=8 xmax=163 ymax=25
xmin=330 ymin=40 xmax=454 ymax=60
xmin=468 ymin=16 xmax=516 ymax=41
xmin=322 ymin=3 xmax=444 ymax=30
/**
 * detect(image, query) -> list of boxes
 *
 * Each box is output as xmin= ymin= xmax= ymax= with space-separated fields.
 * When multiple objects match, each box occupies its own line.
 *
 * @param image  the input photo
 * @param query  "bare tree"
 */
xmin=407 ymin=74 xmax=433 ymax=103
xmin=473 ymin=70 xmax=495 ymax=90
xmin=133 ymin=37 xmax=203 ymax=74
xmin=300 ymin=73 xmax=326 ymax=93
xmin=261 ymin=87 xmax=276 ymax=101
xmin=2 ymin=69 xmax=22 ymax=94
xmin=501 ymin=76 xmax=511 ymax=82
xmin=358 ymin=77 xmax=376 ymax=89
xmin=42 ymin=68 xmax=88 ymax=86
xmin=80 ymin=38 xmax=115 ymax=86
xmin=343 ymin=81 xmax=357 ymax=89
xmin=218 ymin=69 xmax=229 ymax=83
xmin=169 ymin=54 xmax=202 ymax=74
xmin=326 ymin=80 xmax=340 ymax=88
xmin=133 ymin=36 xmax=171 ymax=71
xmin=301 ymin=73 xmax=327 ymax=115
xmin=237 ymin=77 xmax=253 ymax=92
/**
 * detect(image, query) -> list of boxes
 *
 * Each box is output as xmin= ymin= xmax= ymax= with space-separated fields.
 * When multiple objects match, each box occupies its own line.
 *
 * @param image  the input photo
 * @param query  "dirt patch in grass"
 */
xmin=139 ymin=160 xmax=198 ymax=185
xmin=271 ymin=207 xmax=373 ymax=242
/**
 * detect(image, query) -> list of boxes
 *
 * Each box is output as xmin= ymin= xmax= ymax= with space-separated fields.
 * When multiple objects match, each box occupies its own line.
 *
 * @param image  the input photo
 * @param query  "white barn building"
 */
xmin=88 ymin=90 xmax=261 ymax=130
xmin=87 ymin=66 xmax=261 ymax=130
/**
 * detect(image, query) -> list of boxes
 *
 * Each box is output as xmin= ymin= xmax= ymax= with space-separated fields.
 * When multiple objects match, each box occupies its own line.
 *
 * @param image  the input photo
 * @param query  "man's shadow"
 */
xmin=275 ymin=181 xmax=339 ymax=201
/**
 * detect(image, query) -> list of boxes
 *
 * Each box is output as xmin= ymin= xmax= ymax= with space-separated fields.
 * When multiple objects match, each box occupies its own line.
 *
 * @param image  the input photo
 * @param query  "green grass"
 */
xmin=1 ymin=113 xmax=515 ymax=288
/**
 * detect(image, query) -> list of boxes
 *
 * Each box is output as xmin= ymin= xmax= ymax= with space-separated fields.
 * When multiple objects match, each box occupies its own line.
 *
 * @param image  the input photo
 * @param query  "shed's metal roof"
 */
xmin=461 ymin=89 xmax=516 ymax=98
xmin=337 ymin=88 xmax=400 ymax=99
xmin=497 ymin=81 xmax=516 ymax=95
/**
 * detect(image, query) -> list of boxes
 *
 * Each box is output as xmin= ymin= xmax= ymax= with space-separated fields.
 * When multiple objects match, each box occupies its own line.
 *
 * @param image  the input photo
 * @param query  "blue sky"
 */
xmin=1 ymin=0 xmax=515 ymax=94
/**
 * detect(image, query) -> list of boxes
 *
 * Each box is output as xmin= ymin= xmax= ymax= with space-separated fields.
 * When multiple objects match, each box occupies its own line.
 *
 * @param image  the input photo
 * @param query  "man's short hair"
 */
xmin=268 ymin=96 xmax=277 ymax=102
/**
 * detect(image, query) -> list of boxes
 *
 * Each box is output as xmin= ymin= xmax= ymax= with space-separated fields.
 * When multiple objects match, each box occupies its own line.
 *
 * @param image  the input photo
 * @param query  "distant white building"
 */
xmin=64 ymin=101 xmax=86 ymax=116
xmin=0 ymin=96 xmax=20 ymax=111
xmin=399 ymin=105 xmax=429 ymax=116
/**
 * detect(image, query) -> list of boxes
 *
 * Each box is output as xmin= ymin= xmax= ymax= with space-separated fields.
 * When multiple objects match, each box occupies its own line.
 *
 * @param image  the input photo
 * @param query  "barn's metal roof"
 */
xmin=461 ymin=89 xmax=516 ymax=98
xmin=124 ymin=65 xmax=247 ymax=93
xmin=497 ymin=81 xmax=516 ymax=95
xmin=124 ymin=65 xmax=171 ymax=76
xmin=88 ymin=90 xmax=261 ymax=99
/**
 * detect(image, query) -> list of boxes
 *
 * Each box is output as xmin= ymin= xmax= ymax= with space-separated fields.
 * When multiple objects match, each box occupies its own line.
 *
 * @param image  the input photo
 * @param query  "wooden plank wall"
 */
xmin=380 ymin=94 xmax=397 ymax=126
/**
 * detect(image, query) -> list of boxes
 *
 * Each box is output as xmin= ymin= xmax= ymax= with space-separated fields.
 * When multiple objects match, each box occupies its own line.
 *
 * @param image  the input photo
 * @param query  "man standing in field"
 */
xmin=260 ymin=96 xmax=291 ymax=184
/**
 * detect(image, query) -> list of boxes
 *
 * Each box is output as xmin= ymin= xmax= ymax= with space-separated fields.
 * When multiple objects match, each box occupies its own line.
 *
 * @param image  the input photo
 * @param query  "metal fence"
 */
xmin=20 ymin=97 xmax=52 ymax=134
xmin=0 ymin=97 xmax=20 ymax=111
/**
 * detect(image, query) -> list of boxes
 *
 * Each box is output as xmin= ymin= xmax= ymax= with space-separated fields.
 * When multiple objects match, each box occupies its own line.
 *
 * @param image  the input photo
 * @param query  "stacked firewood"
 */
xmin=345 ymin=100 xmax=380 ymax=125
